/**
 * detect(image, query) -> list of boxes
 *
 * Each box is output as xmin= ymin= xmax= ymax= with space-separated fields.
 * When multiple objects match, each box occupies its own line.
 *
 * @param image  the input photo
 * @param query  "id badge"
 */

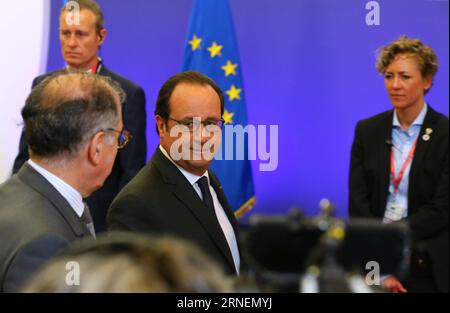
xmin=384 ymin=202 xmax=405 ymax=222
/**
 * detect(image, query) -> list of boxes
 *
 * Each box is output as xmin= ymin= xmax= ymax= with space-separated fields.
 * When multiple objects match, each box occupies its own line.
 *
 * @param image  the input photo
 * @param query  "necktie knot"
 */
xmin=197 ymin=176 xmax=214 ymax=211
xmin=197 ymin=176 xmax=210 ymax=193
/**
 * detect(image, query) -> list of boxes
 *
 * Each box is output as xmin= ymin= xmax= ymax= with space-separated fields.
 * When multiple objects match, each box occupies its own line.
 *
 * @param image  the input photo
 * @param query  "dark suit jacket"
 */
xmin=0 ymin=164 xmax=93 ymax=292
xmin=107 ymin=148 xmax=241 ymax=276
xmin=349 ymin=106 xmax=449 ymax=292
xmin=12 ymin=65 xmax=147 ymax=232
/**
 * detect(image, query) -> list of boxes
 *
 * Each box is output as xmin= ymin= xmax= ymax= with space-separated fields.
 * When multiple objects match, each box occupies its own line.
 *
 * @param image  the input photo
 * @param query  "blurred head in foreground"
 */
xmin=24 ymin=232 xmax=232 ymax=293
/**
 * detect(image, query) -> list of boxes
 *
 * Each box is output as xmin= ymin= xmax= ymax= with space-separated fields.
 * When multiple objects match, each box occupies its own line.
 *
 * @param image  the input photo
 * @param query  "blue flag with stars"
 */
xmin=182 ymin=0 xmax=255 ymax=217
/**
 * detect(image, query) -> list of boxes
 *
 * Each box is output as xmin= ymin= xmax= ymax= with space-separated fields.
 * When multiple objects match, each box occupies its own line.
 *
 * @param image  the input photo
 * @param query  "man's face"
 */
xmin=158 ymin=83 xmax=222 ymax=176
xmin=59 ymin=9 xmax=104 ymax=70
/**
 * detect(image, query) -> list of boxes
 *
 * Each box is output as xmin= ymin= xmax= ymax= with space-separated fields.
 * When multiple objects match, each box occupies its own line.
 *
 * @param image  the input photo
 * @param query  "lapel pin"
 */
xmin=422 ymin=128 xmax=433 ymax=141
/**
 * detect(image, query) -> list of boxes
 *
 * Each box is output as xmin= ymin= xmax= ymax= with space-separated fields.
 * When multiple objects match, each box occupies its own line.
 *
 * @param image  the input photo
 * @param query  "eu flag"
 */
xmin=182 ymin=0 xmax=255 ymax=217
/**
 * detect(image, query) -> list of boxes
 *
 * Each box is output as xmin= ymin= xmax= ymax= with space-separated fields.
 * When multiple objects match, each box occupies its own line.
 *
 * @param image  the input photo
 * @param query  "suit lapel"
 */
xmin=17 ymin=164 xmax=90 ymax=238
xmin=209 ymin=172 xmax=240 ymax=234
xmin=378 ymin=111 xmax=394 ymax=215
xmin=151 ymin=149 xmax=236 ymax=272
xmin=209 ymin=172 xmax=243 ymax=271
xmin=408 ymin=106 xmax=438 ymax=211
xmin=98 ymin=64 xmax=110 ymax=76
xmin=173 ymin=182 xmax=237 ymax=272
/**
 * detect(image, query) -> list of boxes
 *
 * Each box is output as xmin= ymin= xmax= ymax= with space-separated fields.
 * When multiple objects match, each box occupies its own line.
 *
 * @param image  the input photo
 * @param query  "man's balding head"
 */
xmin=22 ymin=71 xmax=125 ymax=160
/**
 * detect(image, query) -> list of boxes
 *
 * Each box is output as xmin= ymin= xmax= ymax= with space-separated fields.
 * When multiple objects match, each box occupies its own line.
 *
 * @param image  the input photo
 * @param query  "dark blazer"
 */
xmin=12 ymin=65 xmax=147 ymax=232
xmin=0 ymin=164 xmax=93 ymax=292
xmin=349 ymin=106 xmax=449 ymax=292
xmin=107 ymin=148 xmax=241 ymax=276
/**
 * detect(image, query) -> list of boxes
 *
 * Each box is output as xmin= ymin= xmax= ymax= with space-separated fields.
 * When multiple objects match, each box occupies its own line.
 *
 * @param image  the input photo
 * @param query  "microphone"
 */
xmin=386 ymin=139 xmax=399 ymax=152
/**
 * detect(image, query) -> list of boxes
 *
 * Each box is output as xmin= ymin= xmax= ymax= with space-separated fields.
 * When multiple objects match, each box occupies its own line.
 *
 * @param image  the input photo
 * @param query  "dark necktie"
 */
xmin=81 ymin=203 xmax=96 ymax=238
xmin=197 ymin=176 xmax=216 ymax=213
xmin=197 ymin=176 xmax=240 ymax=274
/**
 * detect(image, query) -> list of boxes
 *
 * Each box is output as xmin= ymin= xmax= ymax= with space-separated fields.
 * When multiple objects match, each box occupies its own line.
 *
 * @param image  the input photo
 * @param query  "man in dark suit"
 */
xmin=0 ymin=72 xmax=127 ymax=292
xmin=108 ymin=71 xmax=241 ymax=276
xmin=12 ymin=0 xmax=147 ymax=232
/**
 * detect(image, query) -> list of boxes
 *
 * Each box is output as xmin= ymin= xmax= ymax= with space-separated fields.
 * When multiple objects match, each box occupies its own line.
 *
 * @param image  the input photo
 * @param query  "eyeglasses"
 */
xmin=104 ymin=128 xmax=132 ymax=149
xmin=168 ymin=117 xmax=225 ymax=132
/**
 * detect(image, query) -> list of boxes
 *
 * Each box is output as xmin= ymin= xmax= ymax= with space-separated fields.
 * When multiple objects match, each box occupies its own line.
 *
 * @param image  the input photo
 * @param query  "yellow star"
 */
xmin=207 ymin=41 xmax=223 ymax=58
xmin=225 ymin=85 xmax=242 ymax=101
xmin=188 ymin=35 xmax=202 ymax=51
xmin=223 ymin=110 xmax=234 ymax=125
xmin=221 ymin=60 xmax=238 ymax=76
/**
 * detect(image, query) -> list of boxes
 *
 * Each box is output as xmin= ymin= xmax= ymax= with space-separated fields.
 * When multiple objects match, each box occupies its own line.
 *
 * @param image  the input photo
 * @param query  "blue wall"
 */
xmin=47 ymin=0 xmax=449 ymax=218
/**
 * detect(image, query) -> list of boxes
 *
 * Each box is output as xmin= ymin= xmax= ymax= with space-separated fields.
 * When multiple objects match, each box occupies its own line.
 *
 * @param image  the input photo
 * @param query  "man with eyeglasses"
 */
xmin=108 ymin=71 xmax=242 ymax=276
xmin=0 ymin=72 xmax=125 ymax=292
xmin=12 ymin=0 xmax=147 ymax=233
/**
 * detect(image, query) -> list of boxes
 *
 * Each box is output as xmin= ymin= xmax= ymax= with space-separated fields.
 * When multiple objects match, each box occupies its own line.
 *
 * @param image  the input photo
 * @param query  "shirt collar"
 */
xmin=158 ymin=145 xmax=209 ymax=186
xmin=66 ymin=57 xmax=102 ymax=73
xmin=393 ymin=102 xmax=428 ymax=128
xmin=27 ymin=159 xmax=85 ymax=217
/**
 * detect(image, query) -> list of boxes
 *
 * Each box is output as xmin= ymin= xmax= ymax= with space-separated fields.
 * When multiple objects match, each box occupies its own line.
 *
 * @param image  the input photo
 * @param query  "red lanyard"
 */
xmin=90 ymin=60 xmax=99 ymax=74
xmin=390 ymin=140 xmax=417 ymax=194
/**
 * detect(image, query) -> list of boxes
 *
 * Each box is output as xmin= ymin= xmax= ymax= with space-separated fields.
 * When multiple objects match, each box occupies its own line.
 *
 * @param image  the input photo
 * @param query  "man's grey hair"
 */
xmin=22 ymin=71 xmax=125 ymax=161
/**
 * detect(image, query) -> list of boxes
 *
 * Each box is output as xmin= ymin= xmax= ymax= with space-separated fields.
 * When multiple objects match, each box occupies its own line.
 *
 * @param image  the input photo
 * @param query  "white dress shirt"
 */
xmin=159 ymin=145 xmax=240 ymax=274
xmin=27 ymin=160 xmax=85 ymax=218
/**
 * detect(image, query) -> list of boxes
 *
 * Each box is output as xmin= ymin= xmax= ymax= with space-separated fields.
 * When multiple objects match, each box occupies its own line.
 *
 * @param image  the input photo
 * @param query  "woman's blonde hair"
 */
xmin=376 ymin=35 xmax=438 ymax=79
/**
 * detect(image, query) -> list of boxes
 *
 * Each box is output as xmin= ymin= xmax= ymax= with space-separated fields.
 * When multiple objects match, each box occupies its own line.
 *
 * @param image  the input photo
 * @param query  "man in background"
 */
xmin=0 ymin=72 xmax=126 ymax=292
xmin=13 ymin=0 xmax=147 ymax=232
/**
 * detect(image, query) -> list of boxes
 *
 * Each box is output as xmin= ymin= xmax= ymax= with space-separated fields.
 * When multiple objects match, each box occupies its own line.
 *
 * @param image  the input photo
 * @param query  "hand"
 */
xmin=382 ymin=276 xmax=407 ymax=293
